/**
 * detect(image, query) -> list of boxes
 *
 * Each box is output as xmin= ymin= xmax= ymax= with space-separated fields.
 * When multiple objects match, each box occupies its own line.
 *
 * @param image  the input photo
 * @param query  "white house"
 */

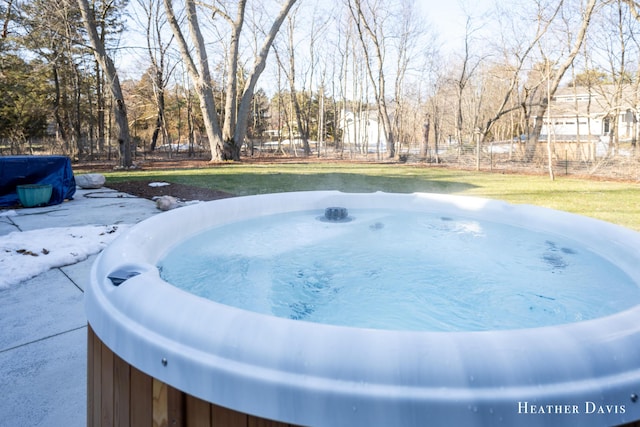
xmin=538 ymin=85 xmax=638 ymax=142
xmin=339 ymin=110 xmax=388 ymax=153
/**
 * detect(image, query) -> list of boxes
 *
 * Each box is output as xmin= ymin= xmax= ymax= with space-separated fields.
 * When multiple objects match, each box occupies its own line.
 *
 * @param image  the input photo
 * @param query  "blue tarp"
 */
xmin=0 ymin=156 xmax=76 ymax=207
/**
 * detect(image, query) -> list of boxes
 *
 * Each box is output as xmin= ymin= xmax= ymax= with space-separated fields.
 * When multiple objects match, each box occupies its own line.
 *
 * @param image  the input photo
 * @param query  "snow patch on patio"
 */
xmin=0 ymin=224 xmax=129 ymax=288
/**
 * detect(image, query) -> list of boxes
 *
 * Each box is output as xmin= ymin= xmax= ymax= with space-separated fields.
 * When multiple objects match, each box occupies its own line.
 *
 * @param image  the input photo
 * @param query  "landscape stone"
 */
xmin=75 ymin=173 xmax=106 ymax=189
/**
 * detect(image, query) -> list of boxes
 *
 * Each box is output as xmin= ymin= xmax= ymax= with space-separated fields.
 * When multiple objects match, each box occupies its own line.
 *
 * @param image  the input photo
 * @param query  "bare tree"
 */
xmin=345 ymin=0 xmax=396 ymax=158
xmin=276 ymin=8 xmax=312 ymax=155
xmin=523 ymin=0 xmax=598 ymax=162
xmin=603 ymin=0 xmax=634 ymax=156
xmin=472 ymin=0 xmax=560 ymax=160
xmin=164 ymin=0 xmax=223 ymax=160
xmin=451 ymin=17 xmax=483 ymax=157
xmin=625 ymin=2 xmax=640 ymax=155
xmin=622 ymin=0 xmax=640 ymax=20
xmin=133 ymin=0 xmax=175 ymax=152
xmin=164 ymin=0 xmax=297 ymax=161
xmin=310 ymin=4 xmax=335 ymax=156
xmin=77 ymin=0 xmax=132 ymax=167
xmin=390 ymin=0 xmax=425 ymax=157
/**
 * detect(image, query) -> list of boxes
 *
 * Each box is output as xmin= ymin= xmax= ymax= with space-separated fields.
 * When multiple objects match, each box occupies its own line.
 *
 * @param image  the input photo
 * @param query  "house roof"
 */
xmin=549 ymin=85 xmax=640 ymax=118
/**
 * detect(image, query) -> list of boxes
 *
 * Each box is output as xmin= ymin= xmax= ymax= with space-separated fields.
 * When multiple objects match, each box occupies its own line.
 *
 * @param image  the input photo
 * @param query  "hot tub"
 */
xmin=86 ymin=191 xmax=640 ymax=426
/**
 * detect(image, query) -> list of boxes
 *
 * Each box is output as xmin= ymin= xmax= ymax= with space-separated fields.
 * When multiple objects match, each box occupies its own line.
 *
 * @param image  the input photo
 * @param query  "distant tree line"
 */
xmin=1 ymin=0 xmax=640 ymax=170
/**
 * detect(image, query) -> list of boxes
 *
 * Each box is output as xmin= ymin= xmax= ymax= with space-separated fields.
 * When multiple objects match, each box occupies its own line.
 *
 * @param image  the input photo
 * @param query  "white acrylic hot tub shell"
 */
xmin=86 ymin=191 xmax=640 ymax=426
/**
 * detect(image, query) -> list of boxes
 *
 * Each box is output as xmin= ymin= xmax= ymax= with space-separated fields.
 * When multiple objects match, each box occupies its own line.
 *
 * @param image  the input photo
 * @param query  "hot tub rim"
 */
xmin=86 ymin=191 xmax=640 ymax=427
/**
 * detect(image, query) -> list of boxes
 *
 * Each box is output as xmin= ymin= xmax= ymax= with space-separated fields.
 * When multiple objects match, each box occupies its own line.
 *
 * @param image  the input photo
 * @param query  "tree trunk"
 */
xmin=221 ymin=0 xmax=246 ymax=144
xmin=51 ymin=64 xmax=68 ymax=145
xmin=165 ymin=0 xmax=296 ymax=161
xmin=77 ymin=0 xmax=132 ymax=167
xmin=233 ymin=0 xmax=298 ymax=160
xmin=95 ymin=61 xmax=105 ymax=154
xmin=285 ymin=17 xmax=311 ymax=156
xmin=150 ymin=77 xmax=166 ymax=152
xmin=164 ymin=0 xmax=225 ymax=161
xmin=347 ymin=0 xmax=395 ymax=158
xmin=421 ymin=115 xmax=430 ymax=160
xmin=73 ymin=62 xmax=82 ymax=157
xmin=2 ymin=0 xmax=12 ymax=39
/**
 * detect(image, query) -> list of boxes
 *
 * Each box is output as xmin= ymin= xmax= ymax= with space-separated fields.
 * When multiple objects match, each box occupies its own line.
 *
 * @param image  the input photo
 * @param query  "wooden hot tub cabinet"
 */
xmin=87 ymin=326 xmax=301 ymax=427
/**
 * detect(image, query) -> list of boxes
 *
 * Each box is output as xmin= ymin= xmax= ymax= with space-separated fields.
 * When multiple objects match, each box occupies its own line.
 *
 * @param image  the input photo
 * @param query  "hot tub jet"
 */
xmin=323 ymin=206 xmax=349 ymax=222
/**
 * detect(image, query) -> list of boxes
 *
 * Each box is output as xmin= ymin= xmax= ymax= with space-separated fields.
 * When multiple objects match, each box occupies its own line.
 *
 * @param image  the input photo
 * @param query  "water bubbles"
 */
xmin=159 ymin=208 xmax=640 ymax=331
xmin=541 ymin=240 xmax=577 ymax=270
xmin=279 ymin=263 xmax=339 ymax=321
xmin=542 ymin=253 xmax=568 ymax=269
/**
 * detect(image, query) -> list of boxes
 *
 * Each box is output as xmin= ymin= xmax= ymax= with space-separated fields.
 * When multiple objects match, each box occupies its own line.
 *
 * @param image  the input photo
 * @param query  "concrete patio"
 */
xmin=0 ymin=187 xmax=160 ymax=427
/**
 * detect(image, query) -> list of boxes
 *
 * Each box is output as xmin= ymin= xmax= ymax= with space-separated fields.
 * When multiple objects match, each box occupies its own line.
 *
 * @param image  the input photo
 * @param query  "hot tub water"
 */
xmin=159 ymin=208 xmax=640 ymax=331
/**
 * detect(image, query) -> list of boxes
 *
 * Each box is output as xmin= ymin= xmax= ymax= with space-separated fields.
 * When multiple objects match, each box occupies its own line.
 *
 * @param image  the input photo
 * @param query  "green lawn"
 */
xmin=99 ymin=162 xmax=640 ymax=231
